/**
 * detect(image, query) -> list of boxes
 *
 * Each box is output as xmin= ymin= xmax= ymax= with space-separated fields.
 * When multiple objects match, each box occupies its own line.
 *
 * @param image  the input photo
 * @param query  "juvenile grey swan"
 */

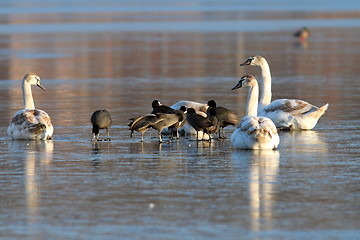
xmin=231 ymin=75 xmax=279 ymax=150
xmin=91 ymin=110 xmax=112 ymax=141
xmin=7 ymin=73 xmax=54 ymax=140
xmin=240 ymin=55 xmax=328 ymax=130
xmin=207 ymin=100 xmax=239 ymax=139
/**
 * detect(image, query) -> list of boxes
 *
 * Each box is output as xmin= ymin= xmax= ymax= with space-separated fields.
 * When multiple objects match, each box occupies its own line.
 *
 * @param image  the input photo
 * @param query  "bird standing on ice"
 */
xmin=91 ymin=110 xmax=112 ymax=141
xmin=231 ymin=75 xmax=279 ymax=150
xmin=239 ymin=55 xmax=328 ymax=130
xmin=7 ymin=73 xmax=54 ymax=140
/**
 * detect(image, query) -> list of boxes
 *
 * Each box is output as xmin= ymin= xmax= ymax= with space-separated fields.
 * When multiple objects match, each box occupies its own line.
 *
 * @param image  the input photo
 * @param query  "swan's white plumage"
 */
xmin=7 ymin=73 xmax=54 ymax=140
xmin=170 ymin=100 xmax=210 ymax=140
xmin=231 ymin=116 xmax=279 ymax=150
xmin=240 ymin=55 xmax=328 ymax=130
xmin=171 ymin=100 xmax=208 ymax=116
xmin=8 ymin=109 xmax=53 ymax=140
xmin=260 ymin=99 xmax=329 ymax=130
xmin=230 ymin=75 xmax=279 ymax=150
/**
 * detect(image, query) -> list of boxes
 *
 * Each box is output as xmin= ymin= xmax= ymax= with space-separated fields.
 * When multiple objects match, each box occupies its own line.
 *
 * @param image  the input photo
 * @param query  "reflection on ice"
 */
xmin=232 ymin=150 xmax=280 ymax=232
xmin=249 ymin=150 xmax=279 ymax=232
xmin=280 ymin=130 xmax=328 ymax=154
xmin=8 ymin=140 xmax=54 ymax=234
xmin=91 ymin=141 xmax=111 ymax=167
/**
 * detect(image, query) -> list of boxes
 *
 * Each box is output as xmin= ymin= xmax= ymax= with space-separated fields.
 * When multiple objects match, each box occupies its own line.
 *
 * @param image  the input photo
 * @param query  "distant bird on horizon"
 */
xmin=294 ymin=27 xmax=310 ymax=42
xmin=7 ymin=73 xmax=54 ymax=140
xmin=91 ymin=110 xmax=112 ymax=141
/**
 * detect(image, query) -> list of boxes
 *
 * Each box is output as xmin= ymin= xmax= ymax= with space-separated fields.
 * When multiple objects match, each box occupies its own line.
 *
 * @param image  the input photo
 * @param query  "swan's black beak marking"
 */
xmin=239 ymin=58 xmax=252 ymax=66
xmin=37 ymin=83 xmax=46 ymax=91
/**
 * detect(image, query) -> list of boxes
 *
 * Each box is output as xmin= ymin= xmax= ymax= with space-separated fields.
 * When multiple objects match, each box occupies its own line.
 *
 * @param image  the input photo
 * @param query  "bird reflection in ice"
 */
xmin=232 ymin=150 xmax=280 ymax=231
xmin=280 ymin=130 xmax=328 ymax=155
xmin=8 ymin=140 xmax=54 ymax=233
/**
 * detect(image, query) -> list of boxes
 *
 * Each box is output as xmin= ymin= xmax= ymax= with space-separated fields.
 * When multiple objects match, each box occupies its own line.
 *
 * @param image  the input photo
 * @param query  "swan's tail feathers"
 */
xmin=307 ymin=103 xmax=329 ymax=119
xmin=319 ymin=103 xmax=329 ymax=115
xmin=27 ymin=123 xmax=46 ymax=135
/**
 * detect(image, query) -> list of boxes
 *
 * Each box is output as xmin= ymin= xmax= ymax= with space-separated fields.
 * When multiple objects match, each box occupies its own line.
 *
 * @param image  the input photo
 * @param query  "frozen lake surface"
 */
xmin=0 ymin=1 xmax=359 ymax=239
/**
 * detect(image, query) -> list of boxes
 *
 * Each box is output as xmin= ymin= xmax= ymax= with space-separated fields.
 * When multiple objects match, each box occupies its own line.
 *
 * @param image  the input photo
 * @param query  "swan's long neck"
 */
xmin=258 ymin=59 xmax=272 ymax=112
xmin=246 ymin=83 xmax=259 ymax=117
xmin=22 ymin=80 xmax=35 ymax=109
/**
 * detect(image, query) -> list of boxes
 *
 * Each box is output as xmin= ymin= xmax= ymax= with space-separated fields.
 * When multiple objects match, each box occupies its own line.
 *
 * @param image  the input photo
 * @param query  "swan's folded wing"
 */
xmin=9 ymin=109 xmax=52 ymax=136
xmin=258 ymin=117 xmax=278 ymax=137
xmin=34 ymin=110 xmax=52 ymax=126
xmin=263 ymin=99 xmax=315 ymax=115
xmin=239 ymin=116 xmax=259 ymax=131
xmin=11 ymin=109 xmax=50 ymax=126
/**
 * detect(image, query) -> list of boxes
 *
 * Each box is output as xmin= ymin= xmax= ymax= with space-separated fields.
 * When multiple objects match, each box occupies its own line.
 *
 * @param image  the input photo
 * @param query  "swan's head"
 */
xmin=231 ymin=75 xmax=257 ymax=90
xmin=23 ymin=73 xmax=45 ymax=91
xmin=207 ymin=100 xmax=217 ymax=108
xmin=239 ymin=55 xmax=265 ymax=67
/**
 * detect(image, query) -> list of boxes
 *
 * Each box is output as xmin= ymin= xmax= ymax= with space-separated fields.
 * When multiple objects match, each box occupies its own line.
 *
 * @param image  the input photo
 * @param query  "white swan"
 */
xmin=7 ymin=73 xmax=54 ymax=140
xmin=170 ymin=100 xmax=210 ymax=140
xmin=240 ymin=55 xmax=329 ymax=130
xmin=171 ymin=100 xmax=208 ymax=115
xmin=230 ymin=75 xmax=279 ymax=150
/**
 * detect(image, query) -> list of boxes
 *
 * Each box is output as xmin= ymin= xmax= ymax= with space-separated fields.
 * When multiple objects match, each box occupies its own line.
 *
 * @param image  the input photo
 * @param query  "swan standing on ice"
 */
xmin=240 ymin=55 xmax=328 ymax=130
xmin=7 ymin=73 xmax=54 ymax=140
xmin=230 ymin=75 xmax=279 ymax=150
